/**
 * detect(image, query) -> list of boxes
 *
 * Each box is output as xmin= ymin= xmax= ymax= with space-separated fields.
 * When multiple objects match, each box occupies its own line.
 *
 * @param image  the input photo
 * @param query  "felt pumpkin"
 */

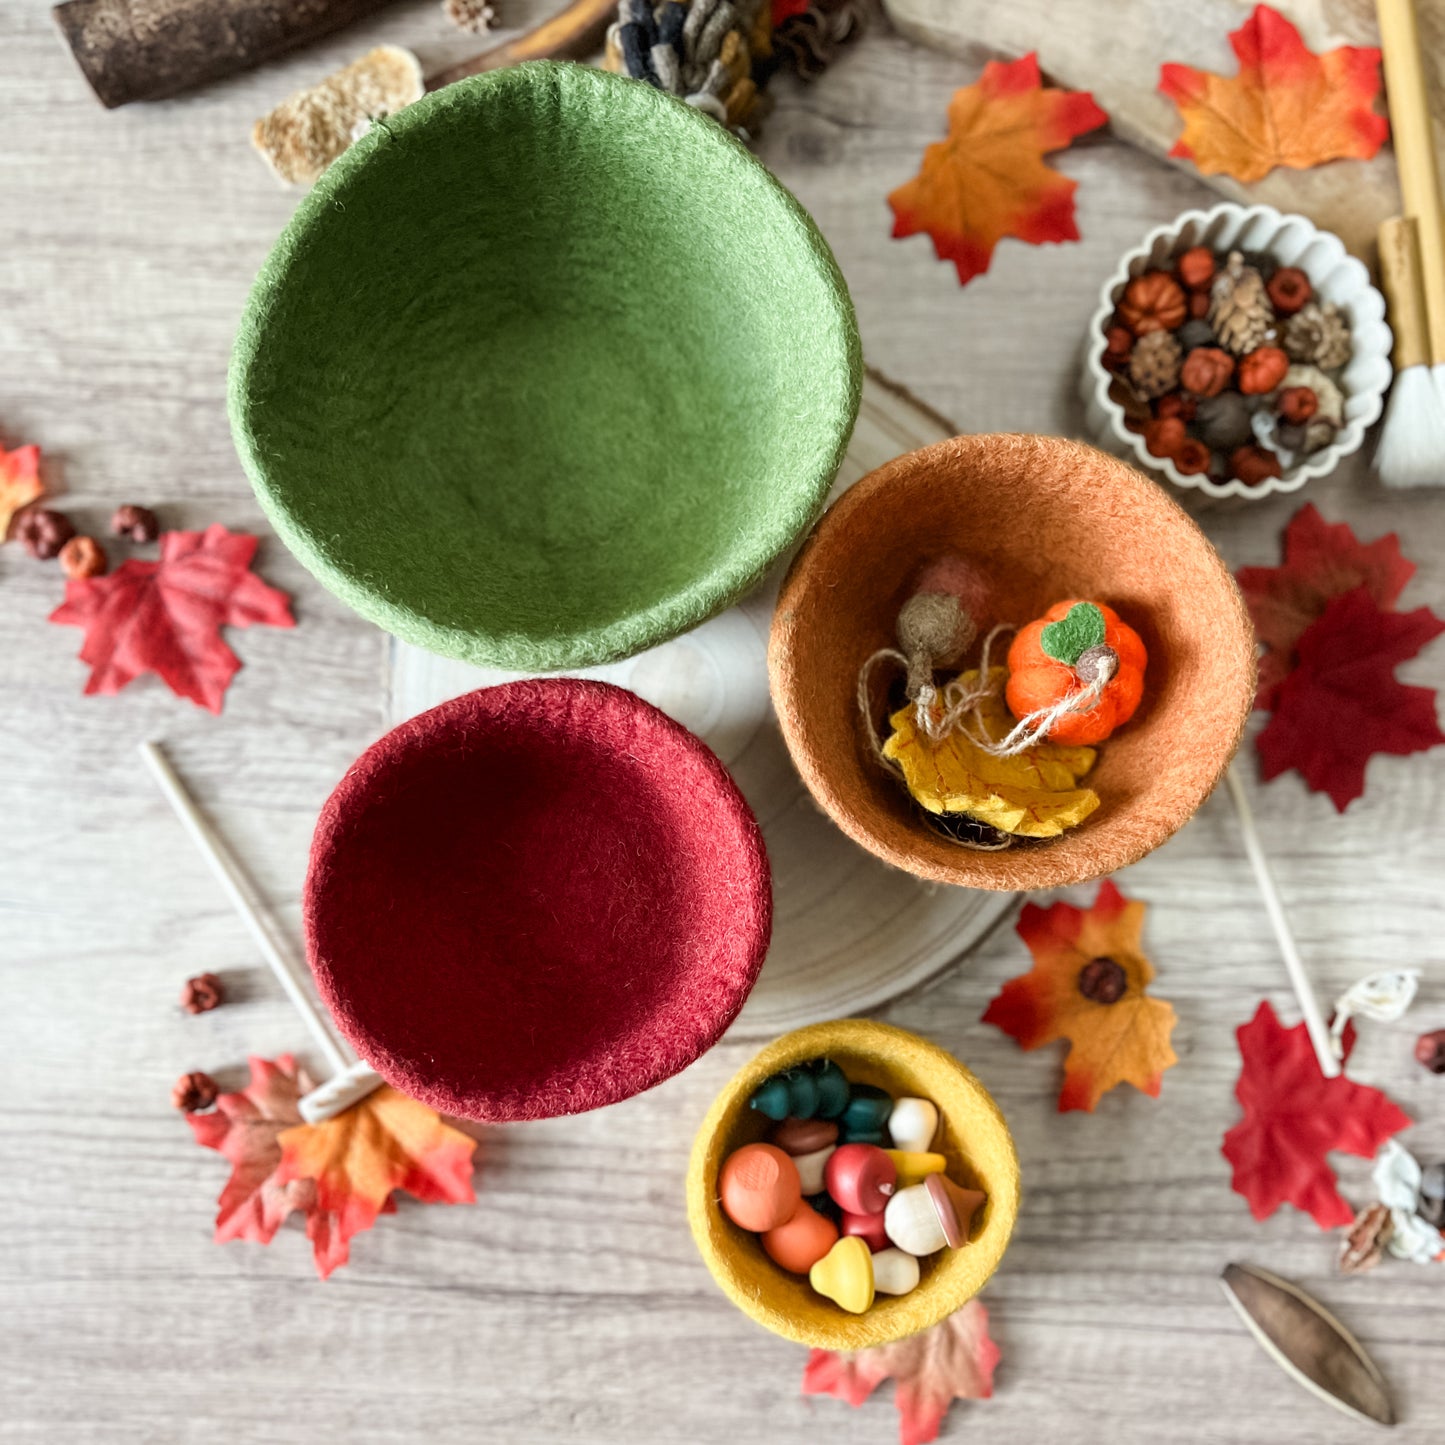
xmin=1005 ymin=600 xmax=1147 ymax=746
xmin=1119 ymin=271 xmax=1188 ymax=334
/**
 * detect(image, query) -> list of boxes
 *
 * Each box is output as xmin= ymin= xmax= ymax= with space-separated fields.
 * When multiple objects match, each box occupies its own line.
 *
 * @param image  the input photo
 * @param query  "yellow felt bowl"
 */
xmin=687 ymin=1019 xmax=1019 ymax=1348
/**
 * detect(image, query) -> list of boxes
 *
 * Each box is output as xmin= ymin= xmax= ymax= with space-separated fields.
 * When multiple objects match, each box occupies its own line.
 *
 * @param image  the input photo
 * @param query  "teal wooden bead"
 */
xmin=811 ymin=1060 xmax=850 ymax=1120
xmin=840 ymin=1085 xmax=892 ymax=1137
xmin=749 ymin=1076 xmax=794 ymax=1120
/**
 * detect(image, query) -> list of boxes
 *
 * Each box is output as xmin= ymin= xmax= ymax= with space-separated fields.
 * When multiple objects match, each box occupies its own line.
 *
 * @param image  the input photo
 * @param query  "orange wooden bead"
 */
xmin=762 ymin=1199 xmax=839 ymax=1274
xmin=719 ymin=1143 xmax=802 ymax=1233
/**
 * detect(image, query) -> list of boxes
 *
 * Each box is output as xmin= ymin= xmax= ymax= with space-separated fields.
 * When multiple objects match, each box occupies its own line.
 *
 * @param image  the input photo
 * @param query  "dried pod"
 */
xmin=1238 ymin=346 xmax=1290 ymax=395
xmin=1231 ymin=444 xmax=1283 ymax=488
xmin=1267 ymin=266 xmax=1312 ymax=315
xmin=111 ymin=503 xmax=159 ymax=543
xmin=1181 ymin=346 xmax=1235 ymax=398
xmin=1176 ymin=245 xmax=1216 ymax=291
xmin=1078 ymin=956 xmax=1127 ymax=1004
xmin=58 ymin=535 xmax=107 ymax=579
xmin=1119 ymin=270 xmax=1188 ymax=334
xmin=14 ymin=507 xmax=75 ymax=560
xmin=1129 ymin=329 xmax=1183 ymax=399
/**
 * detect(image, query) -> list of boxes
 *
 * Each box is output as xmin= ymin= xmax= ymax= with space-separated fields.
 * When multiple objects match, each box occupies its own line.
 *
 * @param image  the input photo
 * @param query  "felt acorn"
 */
xmin=1005 ymin=601 xmax=1147 ymax=746
xmin=890 ymin=555 xmax=990 ymax=705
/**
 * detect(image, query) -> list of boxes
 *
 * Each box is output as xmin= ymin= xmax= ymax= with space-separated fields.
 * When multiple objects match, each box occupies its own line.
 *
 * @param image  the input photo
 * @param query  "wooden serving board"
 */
xmin=387 ymin=371 xmax=1018 ymax=1039
xmin=880 ymin=0 xmax=1445 ymax=260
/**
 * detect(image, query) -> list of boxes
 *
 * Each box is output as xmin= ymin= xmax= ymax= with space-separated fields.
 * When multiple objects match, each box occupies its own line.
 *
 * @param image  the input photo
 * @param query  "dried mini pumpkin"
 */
xmin=1119 ymin=271 xmax=1187 ymax=334
xmin=1238 ymin=345 xmax=1289 ymax=395
xmin=1278 ymin=385 xmax=1318 ymax=423
xmin=1005 ymin=600 xmax=1148 ymax=746
xmin=1155 ymin=391 xmax=1196 ymax=422
xmin=1176 ymin=246 xmax=1216 ymax=291
xmin=1180 ymin=346 xmax=1234 ymax=398
xmin=1143 ymin=415 xmax=1187 ymax=459
xmin=1230 ymin=444 xmax=1283 ymax=487
xmin=1266 ymin=267 xmax=1312 ymax=316
xmin=1173 ymin=438 xmax=1212 ymax=475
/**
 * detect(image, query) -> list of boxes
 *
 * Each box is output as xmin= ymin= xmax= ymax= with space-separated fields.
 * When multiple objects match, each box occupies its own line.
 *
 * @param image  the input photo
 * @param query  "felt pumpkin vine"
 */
xmin=859 ymin=562 xmax=1149 ymax=849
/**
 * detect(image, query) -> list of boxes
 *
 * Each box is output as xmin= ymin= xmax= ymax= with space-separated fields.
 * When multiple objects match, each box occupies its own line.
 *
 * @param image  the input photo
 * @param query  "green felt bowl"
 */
xmin=230 ymin=62 xmax=861 ymax=670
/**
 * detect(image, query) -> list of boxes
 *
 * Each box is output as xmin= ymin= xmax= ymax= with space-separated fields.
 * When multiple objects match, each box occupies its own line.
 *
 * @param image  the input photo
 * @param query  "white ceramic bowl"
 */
xmin=1081 ymin=203 xmax=1392 ymax=501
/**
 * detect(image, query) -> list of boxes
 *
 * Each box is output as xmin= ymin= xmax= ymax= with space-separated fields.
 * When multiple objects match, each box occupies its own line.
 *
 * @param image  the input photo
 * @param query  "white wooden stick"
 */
xmin=140 ymin=740 xmax=352 ymax=1078
xmin=1224 ymin=765 xmax=1340 ymax=1079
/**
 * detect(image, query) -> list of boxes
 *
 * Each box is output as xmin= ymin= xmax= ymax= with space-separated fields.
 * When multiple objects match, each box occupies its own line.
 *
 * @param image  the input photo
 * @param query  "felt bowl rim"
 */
xmin=767 ymin=433 xmax=1256 ymax=891
xmin=686 ymin=1019 xmax=1020 ymax=1348
xmin=228 ymin=61 xmax=862 ymax=672
xmin=304 ymin=677 xmax=773 ymax=1121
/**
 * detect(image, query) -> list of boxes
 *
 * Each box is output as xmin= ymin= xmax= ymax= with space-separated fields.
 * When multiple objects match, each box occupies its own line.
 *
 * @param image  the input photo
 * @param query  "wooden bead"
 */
xmin=885 ymin=1150 xmax=947 ymax=1189
xmin=840 ymin=1208 xmax=890 ymax=1252
xmin=887 ymin=1096 xmax=938 ymax=1153
xmin=884 ymin=1183 xmax=947 ymax=1256
xmin=719 ymin=1143 xmax=801 ymax=1232
xmin=770 ymin=1116 xmax=838 ymax=1155
xmin=792 ymin=1144 xmax=835 ymax=1196
xmin=824 ymin=1143 xmax=896 ymax=1216
xmin=762 ymin=1199 xmax=838 ymax=1274
xmin=809 ymin=1235 xmax=875 ymax=1314
xmin=871 ymin=1247 xmax=921 ymax=1297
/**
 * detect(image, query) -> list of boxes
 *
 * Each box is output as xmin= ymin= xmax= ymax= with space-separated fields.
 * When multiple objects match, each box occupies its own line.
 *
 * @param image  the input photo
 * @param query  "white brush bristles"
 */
xmin=1376 ymin=363 xmax=1445 ymax=487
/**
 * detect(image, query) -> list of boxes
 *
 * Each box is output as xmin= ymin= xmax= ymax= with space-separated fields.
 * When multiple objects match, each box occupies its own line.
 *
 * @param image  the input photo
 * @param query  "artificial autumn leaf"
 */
xmin=49 ymin=523 xmax=294 ymax=713
xmin=1256 ymin=587 xmax=1445 ymax=811
xmin=888 ymin=53 xmax=1107 ymax=286
xmin=1159 ymin=5 xmax=1387 ymax=183
xmin=0 ymin=442 xmax=43 ymax=539
xmin=883 ymin=668 xmax=1099 ymax=838
xmin=1222 ymin=1002 xmax=1409 ymax=1229
xmin=275 ymin=1082 xmax=477 ymax=1277
xmin=802 ymin=1300 xmax=999 ymax=1445
xmin=1236 ymin=503 xmax=1415 ymax=709
xmin=982 ymin=880 xmax=1177 ymax=1112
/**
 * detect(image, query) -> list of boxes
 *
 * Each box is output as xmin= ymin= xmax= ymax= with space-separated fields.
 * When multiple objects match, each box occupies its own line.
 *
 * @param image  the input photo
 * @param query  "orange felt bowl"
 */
xmin=768 ymin=434 xmax=1255 ymax=891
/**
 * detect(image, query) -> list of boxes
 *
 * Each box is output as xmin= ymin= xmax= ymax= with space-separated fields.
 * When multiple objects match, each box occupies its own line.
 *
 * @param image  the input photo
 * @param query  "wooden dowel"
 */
xmin=53 ymin=0 xmax=393 ymax=108
xmin=1376 ymin=0 xmax=1445 ymax=363
xmin=1225 ymin=767 xmax=1340 ymax=1079
xmin=425 ymin=0 xmax=615 ymax=90
xmin=1378 ymin=214 xmax=1430 ymax=371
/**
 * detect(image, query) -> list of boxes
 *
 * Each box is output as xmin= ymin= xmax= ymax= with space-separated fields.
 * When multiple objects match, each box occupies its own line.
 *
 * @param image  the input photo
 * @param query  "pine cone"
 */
xmin=1282 ymin=301 xmax=1351 ymax=370
xmin=442 ymin=0 xmax=495 ymax=31
xmin=1128 ymin=329 xmax=1182 ymax=400
xmin=1209 ymin=251 xmax=1275 ymax=356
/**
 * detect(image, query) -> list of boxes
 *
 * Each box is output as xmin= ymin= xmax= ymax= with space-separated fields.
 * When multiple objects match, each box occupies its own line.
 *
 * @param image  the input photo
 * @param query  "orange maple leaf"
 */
xmin=0 ymin=442 xmax=43 ymax=540
xmin=982 ymin=880 xmax=1177 ymax=1113
xmin=275 ymin=1083 xmax=477 ymax=1276
xmin=888 ymin=52 xmax=1107 ymax=285
xmin=1159 ymin=4 xmax=1387 ymax=183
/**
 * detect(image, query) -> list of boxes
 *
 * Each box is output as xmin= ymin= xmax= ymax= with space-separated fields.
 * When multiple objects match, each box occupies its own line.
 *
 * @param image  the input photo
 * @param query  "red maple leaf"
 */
xmin=1256 ymin=587 xmax=1445 ymax=811
xmin=1236 ymin=503 xmax=1414 ymax=709
xmin=49 ymin=523 xmax=294 ymax=713
xmin=888 ymin=53 xmax=1107 ymax=285
xmin=803 ymin=1300 xmax=999 ymax=1445
xmin=1222 ymin=1002 xmax=1410 ymax=1229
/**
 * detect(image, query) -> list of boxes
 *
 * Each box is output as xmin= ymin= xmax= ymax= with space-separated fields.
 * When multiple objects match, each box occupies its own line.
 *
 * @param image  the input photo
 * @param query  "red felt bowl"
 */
xmin=304 ymin=679 xmax=772 ymax=1121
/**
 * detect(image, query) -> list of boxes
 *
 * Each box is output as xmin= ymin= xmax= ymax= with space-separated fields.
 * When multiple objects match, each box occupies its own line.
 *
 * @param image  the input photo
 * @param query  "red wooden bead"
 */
xmin=824 ymin=1143 xmax=897 ymax=1216
xmin=840 ymin=1208 xmax=891 ymax=1252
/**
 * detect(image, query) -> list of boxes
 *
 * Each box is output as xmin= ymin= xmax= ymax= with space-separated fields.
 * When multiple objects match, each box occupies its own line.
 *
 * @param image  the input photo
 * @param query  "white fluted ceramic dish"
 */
xmin=1082 ymin=203 xmax=1392 ymax=501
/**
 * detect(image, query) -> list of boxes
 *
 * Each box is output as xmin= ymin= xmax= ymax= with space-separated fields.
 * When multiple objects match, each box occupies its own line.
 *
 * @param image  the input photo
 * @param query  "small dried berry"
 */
xmin=1155 ymin=391 xmax=1196 ymax=422
xmin=59 ymin=534 xmax=107 ymax=580
xmin=1238 ymin=345 xmax=1290 ymax=395
xmin=1188 ymin=290 xmax=1211 ymax=319
xmin=1120 ymin=271 xmax=1188 ymax=334
xmin=1277 ymin=386 xmax=1318 ymax=424
xmin=180 ymin=972 xmax=225 ymax=1014
xmin=1143 ymin=416 xmax=1187 ymax=460
xmin=14 ymin=507 xmax=75 ymax=560
xmin=1180 ymin=346 xmax=1235 ymax=398
xmin=1176 ymin=245 xmax=1216 ymax=291
xmin=1173 ymin=438 xmax=1213 ymax=475
xmin=111 ymin=504 xmax=159 ymax=543
xmin=1078 ymin=957 xmax=1127 ymax=1004
xmin=1267 ymin=266 xmax=1312 ymax=316
xmin=1231 ymin=444 xmax=1283 ymax=488
xmin=1103 ymin=324 xmax=1134 ymax=369
xmin=1416 ymin=1028 xmax=1445 ymax=1075
xmin=172 ymin=1070 xmax=219 ymax=1112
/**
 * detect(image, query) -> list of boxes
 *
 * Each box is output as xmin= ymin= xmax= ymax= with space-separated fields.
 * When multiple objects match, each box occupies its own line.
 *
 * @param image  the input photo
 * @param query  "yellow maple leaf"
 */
xmin=983 ymin=881 xmax=1178 ymax=1112
xmin=0 ymin=443 xmax=43 ymax=540
xmin=882 ymin=668 xmax=1099 ymax=838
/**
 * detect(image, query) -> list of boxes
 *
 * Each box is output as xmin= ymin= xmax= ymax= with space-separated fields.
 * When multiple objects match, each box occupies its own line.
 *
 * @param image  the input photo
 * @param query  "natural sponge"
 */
xmin=231 ymin=61 xmax=860 ymax=671
xmin=304 ymin=679 xmax=773 ymax=1121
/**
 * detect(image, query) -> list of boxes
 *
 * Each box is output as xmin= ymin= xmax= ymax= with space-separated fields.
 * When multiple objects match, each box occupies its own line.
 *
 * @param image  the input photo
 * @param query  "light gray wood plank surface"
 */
xmin=3 ymin=4 xmax=1443 ymax=1442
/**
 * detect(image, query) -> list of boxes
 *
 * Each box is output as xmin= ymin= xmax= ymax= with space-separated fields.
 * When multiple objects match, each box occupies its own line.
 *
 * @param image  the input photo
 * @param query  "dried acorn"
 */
xmin=59 ymin=535 xmax=107 ymax=579
xmin=15 ymin=507 xmax=75 ymax=560
xmin=1120 ymin=271 xmax=1188 ymax=334
xmin=111 ymin=503 xmax=160 ymax=543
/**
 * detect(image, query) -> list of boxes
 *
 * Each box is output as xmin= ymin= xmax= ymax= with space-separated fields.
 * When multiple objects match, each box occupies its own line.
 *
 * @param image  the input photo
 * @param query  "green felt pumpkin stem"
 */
xmin=1040 ymin=602 xmax=1106 ymax=667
